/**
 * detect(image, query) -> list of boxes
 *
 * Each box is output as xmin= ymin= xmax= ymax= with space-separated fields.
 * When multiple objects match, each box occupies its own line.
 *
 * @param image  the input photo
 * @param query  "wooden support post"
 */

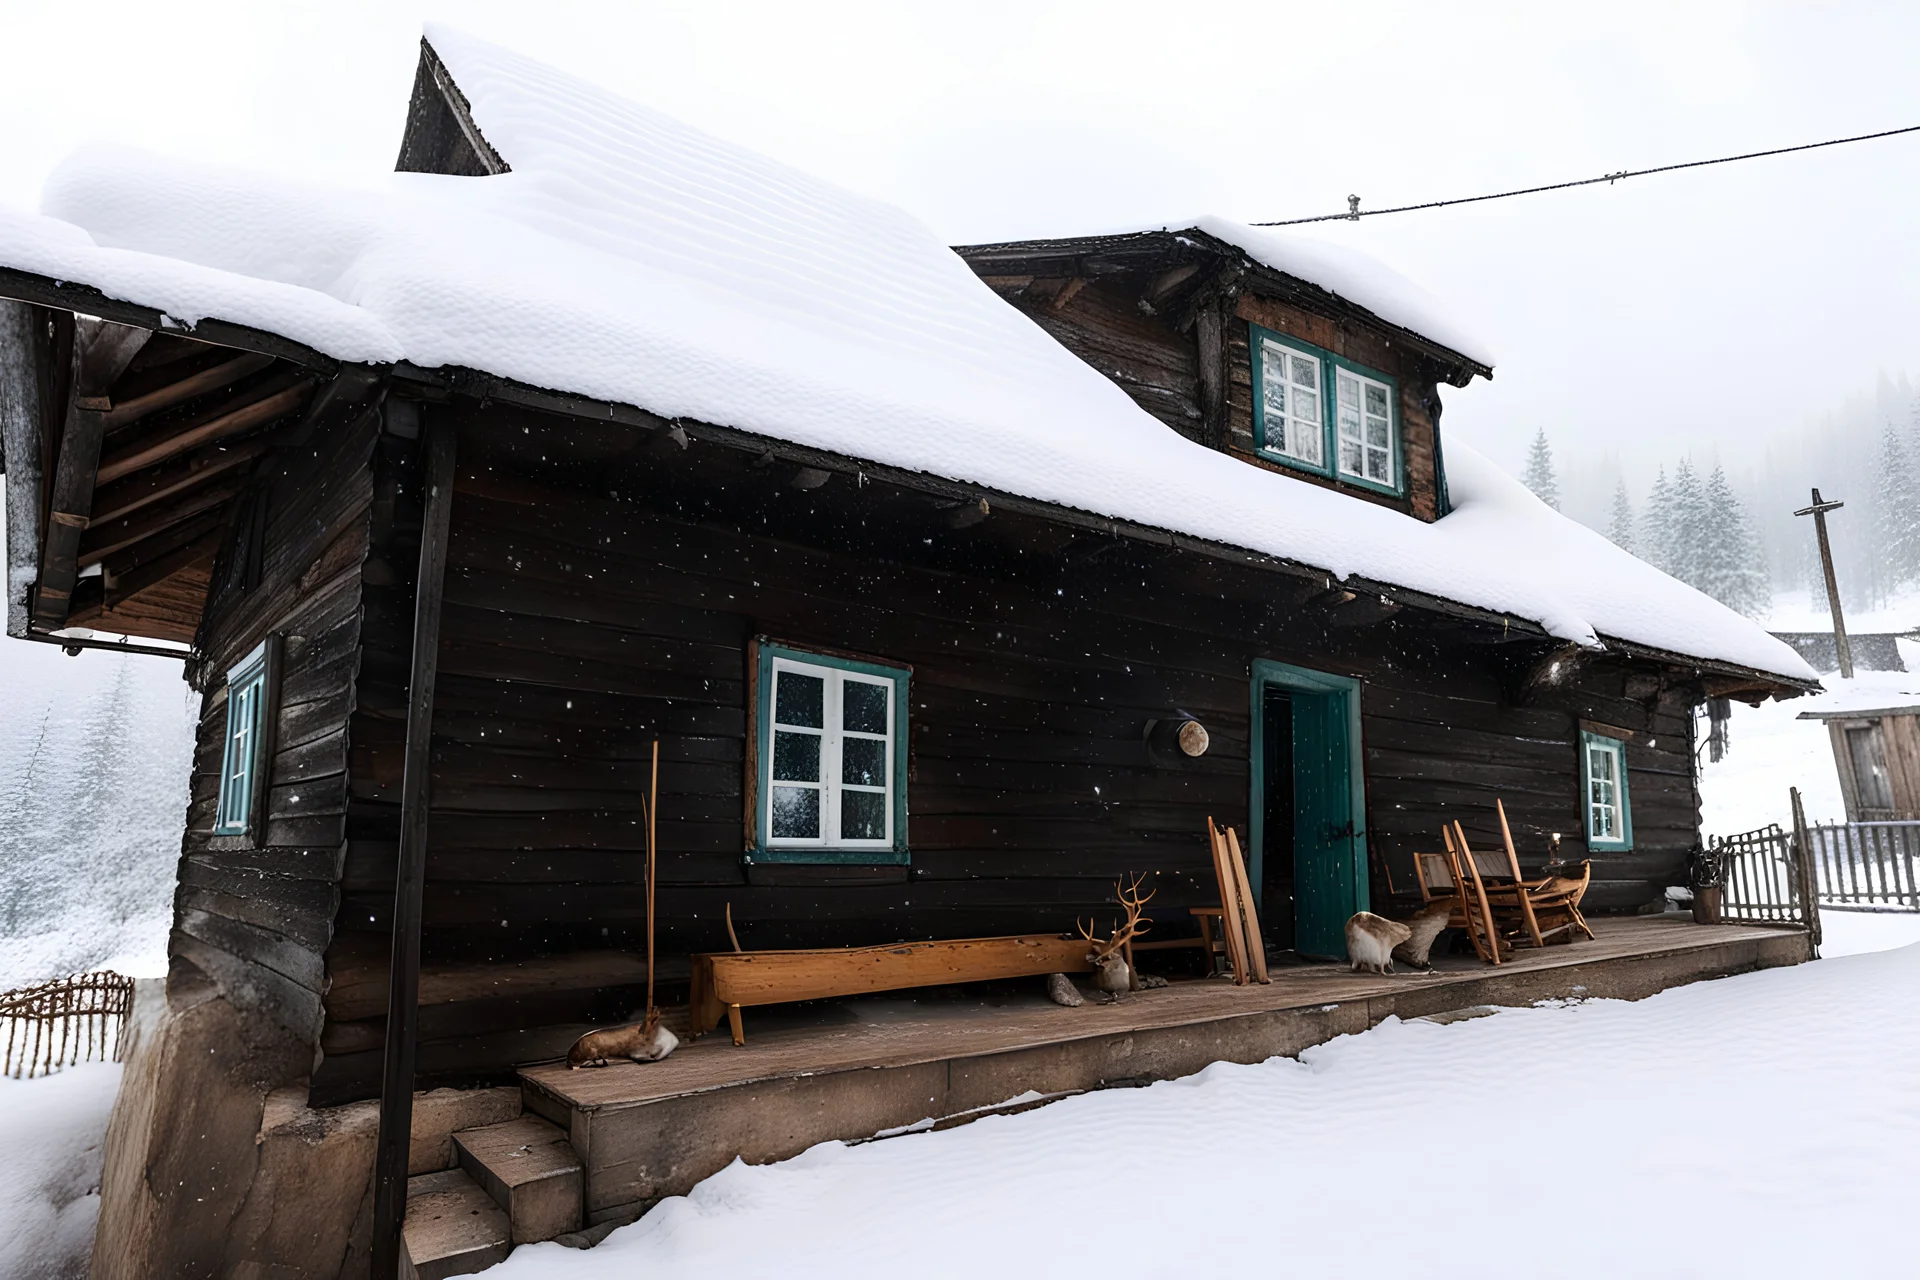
xmin=370 ymin=407 xmax=456 ymax=1280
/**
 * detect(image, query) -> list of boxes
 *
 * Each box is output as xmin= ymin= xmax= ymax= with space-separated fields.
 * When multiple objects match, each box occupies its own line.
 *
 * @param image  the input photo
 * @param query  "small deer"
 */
xmin=1077 ymin=874 xmax=1155 ymax=1002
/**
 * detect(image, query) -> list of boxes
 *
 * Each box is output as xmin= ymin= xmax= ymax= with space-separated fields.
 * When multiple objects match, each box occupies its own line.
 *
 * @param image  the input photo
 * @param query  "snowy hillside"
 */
xmin=0 ymin=481 xmax=195 ymax=990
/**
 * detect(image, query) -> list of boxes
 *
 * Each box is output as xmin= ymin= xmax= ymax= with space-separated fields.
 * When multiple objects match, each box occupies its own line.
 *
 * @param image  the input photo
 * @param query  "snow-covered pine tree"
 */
xmin=1521 ymin=428 xmax=1560 ymax=509
xmin=1872 ymin=422 xmax=1920 ymax=595
xmin=1607 ymin=480 xmax=1636 ymax=554
xmin=1642 ymin=467 xmax=1673 ymax=573
xmin=1700 ymin=465 xmax=1771 ymax=618
xmin=1667 ymin=458 xmax=1706 ymax=588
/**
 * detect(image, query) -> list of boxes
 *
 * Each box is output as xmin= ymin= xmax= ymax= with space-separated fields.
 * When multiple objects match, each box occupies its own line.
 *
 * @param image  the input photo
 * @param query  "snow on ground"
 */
xmin=0 ymin=481 xmax=195 ymax=990
xmin=1819 ymin=908 xmax=1920 ymax=957
xmin=0 ymin=31 xmax=1811 ymax=683
xmin=1697 ymin=693 xmax=1843 ymax=838
xmin=0 ymin=1062 xmax=120 ymax=1280
xmin=493 ymin=937 xmax=1920 ymax=1280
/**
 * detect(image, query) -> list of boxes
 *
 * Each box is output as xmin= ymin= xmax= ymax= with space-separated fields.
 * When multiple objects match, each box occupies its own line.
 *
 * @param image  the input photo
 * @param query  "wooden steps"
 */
xmin=455 ymin=1115 xmax=584 ymax=1244
xmin=400 ymin=1170 xmax=510 ymax=1280
xmin=405 ymin=1114 xmax=585 ymax=1276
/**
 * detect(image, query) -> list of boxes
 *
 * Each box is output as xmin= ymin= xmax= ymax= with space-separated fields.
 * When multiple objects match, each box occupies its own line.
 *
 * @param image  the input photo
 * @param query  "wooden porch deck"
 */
xmin=520 ymin=915 xmax=1810 ymax=1224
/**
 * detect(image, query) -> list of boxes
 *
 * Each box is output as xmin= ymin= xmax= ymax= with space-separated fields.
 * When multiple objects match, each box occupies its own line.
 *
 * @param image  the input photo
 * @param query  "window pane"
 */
xmin=1365 ymin=382 xmax=1389 ymax=417
xmin=1290 ymin=354 xmax=1318 ymax=392
xmin=840 ymin=789 xmax=887 ymax=841
xmin=1367 ymin=447 xmax=1391 ymax=481
xmin=1366 ymin=416 xmax=1389 ymax=449
xmin=772 ymin=730 xmax=820 ymax=782
xmin=774 ymin=670 xmax=823 ymax=728
xmin=1341 ymin=440 xmax=1363 ymax=474
xmin=842 ymin=735 xmax=886 ymax=786
xmin=1293 ymin=377 xmax=1320 ymax=426
xmin=843 ymin=680 xmax=889 ymax=735
xmin=771 ymin=785 xmax=820 ymax=839
xmin=1337 ymin=372 xmax=1359 ymax=409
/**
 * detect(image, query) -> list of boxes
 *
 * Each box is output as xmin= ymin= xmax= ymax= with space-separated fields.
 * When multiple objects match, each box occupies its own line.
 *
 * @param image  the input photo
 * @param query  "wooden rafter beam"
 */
xmin=78 ymin=474 xmax=244 ymax=568
xmin=99 ymin=506 xmax=229 ymax=584
xmin=101 ymin=526 xmax=223 ymax=610
xmin=31 ymin=321 xmax=152 ymax=629
xmin=99 ymin=352 xmax=275 ymax=432
xmin=95 ymin=374 xmax=310 ymax=486
xmin=88 ymin=437 xmax=268 ymax=529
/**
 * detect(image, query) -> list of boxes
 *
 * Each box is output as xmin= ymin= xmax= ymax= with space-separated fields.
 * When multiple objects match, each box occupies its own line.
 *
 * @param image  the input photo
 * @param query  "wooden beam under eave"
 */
xmin=102 ymin=526 xmax=222 ymax=610
xmin=98 ymin=507 xmax=230 ymax=583
xmin=79 ymin=475 xmax=243 ymax=568
xmin=95 ymin=376 xmax=311 ymax=486
xmin=32 ymin=322 xmax=153 ymax=629
xmin=88 ymin=437 xmax=269 ymax=528
xmin=99 ymin=351 xmax=275 ymax=433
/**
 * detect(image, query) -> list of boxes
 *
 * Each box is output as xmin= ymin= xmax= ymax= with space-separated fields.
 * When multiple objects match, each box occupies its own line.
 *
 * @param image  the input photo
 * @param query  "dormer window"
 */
xmin=1252 ymin=325 xmax=1401 ymax=495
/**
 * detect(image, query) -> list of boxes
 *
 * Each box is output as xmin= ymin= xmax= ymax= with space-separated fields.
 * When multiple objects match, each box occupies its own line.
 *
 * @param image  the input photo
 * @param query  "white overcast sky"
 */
xmin=4 ymin=0 xmax=1919 ymax=480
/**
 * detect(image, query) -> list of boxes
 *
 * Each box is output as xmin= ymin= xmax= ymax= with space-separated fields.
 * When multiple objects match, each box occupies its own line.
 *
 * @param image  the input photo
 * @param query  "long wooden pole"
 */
xmin=370 ymin=409 xmax=456 ymax=1280
xmin=647 ymin=738 xmax=659 ymax=1017
xmin=1795 ymin=488 xmax=1853 ymax=679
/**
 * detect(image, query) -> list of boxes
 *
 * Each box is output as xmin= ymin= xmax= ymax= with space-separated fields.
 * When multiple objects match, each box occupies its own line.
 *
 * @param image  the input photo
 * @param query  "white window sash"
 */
xmin=1335 ymin=367 xmax=1395 ymax=488
xmin=1587 ymin=741 xmax=1622 ymax=841
xmin=765 ymin=658 xmax=895 ymax=849
xmin=1259 ymin=337 xmax=1324 ymax=468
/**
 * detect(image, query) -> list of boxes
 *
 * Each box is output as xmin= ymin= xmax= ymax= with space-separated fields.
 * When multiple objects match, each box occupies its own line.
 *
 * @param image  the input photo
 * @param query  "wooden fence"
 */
xmin=1806 ymin=821 xmax=1920 ymax=912
xmin=1710 ymin=823 xmax=1813 ymax=927
xmin=1 ymin=970 xmax=135 ymax=1079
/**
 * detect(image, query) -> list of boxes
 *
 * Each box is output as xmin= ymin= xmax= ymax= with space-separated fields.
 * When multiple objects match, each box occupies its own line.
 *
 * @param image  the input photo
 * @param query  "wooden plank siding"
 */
xmin=169 ymin=400 xmax=382 ymax=1044
xmin=302 ymin=399 xmax=1704 ymax=1100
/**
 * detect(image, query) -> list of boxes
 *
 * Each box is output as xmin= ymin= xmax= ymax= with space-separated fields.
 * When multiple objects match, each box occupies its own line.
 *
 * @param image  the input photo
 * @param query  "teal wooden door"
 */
xmin=1250 ymin=661 xmax=1367 ymax=960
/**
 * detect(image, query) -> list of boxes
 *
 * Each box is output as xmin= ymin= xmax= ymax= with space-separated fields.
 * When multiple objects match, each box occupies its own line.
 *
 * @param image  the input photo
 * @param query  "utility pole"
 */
xmin=1794 ymin=487 xmax=1853 ymax=679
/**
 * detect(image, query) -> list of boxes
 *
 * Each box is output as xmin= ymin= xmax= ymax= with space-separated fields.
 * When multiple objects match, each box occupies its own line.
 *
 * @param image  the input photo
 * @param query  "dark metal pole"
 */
xmin=1794 ymin=487 xmax=1853 ymax=679
xmin=370 ymin=408 xmax=456 ymax=1278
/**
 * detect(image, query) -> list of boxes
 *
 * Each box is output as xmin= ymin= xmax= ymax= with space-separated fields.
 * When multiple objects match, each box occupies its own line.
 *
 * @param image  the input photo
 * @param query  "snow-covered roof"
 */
xmin=1796 ymin=663 xmax=1920 ymax=719
xmin=1128 ymin=217 xmax=1495 ymax=372
xmin=0 ymin=28 xmax=1816 ymax=686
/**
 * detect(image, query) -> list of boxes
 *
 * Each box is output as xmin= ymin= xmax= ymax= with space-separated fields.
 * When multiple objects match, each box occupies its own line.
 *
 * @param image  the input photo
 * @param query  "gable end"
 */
xmin=395 ymin=38 xmax=510 ymax=177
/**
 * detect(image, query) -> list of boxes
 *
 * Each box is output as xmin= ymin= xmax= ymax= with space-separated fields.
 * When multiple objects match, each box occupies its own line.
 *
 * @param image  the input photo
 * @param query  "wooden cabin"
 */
xmin=1799 ymin=692 xmax=1920 ymax=820
xmin=0 ymin=31 xmax=1818 ymax=1127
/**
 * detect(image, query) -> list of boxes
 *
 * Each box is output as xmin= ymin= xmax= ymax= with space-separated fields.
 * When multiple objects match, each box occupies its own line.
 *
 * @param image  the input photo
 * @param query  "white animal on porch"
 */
xmin=1391 ymin=901 xmax=1453 ymax=970
xmin=566 ymin=1010 xmax=679 ymax=1068
xmin=1346 ymin=912 xmax=1414 ymax=975
xmin=1077 ymin=873 xmax=1155 ymax=1003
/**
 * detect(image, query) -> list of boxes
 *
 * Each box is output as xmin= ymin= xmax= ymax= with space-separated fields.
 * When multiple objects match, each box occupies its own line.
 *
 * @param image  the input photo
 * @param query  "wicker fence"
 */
xmin=0 ymin=970 xmax=135 ymax=1079
xmin=1806 ymin=821 xmax=1920 ymax=912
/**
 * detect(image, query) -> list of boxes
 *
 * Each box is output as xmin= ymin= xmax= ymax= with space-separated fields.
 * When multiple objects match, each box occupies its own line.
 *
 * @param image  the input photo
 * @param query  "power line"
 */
xmin=1252 ymin=123 xmax=1920 ymax=227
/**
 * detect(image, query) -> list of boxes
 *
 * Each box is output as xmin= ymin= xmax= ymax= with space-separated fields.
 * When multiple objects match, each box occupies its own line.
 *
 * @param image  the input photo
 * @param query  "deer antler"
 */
xmin=1083 ymin=873 xmax=1156 ymax=959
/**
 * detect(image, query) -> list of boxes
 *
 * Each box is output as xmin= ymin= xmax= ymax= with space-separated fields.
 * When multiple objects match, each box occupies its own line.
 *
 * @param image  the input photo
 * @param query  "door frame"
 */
xmin=1248 ymin=658 xmax=1370 ymax=932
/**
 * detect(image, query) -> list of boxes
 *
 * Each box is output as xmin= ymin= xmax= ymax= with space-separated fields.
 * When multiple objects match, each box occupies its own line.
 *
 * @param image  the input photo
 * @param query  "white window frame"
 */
xmin=1580 ymin=731 xmax=1632 ymax=851
xmin=1257 ymin=334 xmax=1326 ymax=470
xmin=215 ymin=639 xmax=275 ymax=839
xmin=1335 ymin=366 xmax=1397 ymax=489
xmin=763 ymin=654 xmax=898 ymax=852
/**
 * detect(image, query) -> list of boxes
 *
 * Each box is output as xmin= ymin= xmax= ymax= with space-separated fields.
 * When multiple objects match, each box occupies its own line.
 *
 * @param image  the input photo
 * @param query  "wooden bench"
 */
xmin=690 ymin=934 xmax=1094 ymax=1045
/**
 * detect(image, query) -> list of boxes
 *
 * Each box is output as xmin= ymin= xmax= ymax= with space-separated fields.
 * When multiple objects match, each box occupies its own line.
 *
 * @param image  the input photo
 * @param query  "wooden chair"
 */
xmin=1439 ymin=826 xmax=1508 ymax=964
xmin=1450 ymin=803 xmax=1597 ymax=950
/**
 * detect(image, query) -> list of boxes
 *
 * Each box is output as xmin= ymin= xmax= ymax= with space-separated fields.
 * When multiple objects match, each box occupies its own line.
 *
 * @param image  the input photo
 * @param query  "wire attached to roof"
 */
xmin=1253 ymin=124 xmax=1920 ymax=227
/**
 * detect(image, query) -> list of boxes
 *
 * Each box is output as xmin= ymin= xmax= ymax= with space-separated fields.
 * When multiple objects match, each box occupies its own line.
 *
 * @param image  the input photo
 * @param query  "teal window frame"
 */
xmin=749 ymin=641 xmax=910 ymax=866
xmin=1579 ymin=729 xmax=1634 ymax=852
xmin=1249 ymin=324 xmax=1404 ymax=497
xmin=215 ymin=639 xmax=276 ymax=841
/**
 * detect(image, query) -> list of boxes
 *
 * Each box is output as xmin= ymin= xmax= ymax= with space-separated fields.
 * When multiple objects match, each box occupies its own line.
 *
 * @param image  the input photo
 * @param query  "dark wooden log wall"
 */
xmin=303 ymin=400 xmax=1702 ymax=1099
xmin=171 ymin=401 xmax=382 ymax=1047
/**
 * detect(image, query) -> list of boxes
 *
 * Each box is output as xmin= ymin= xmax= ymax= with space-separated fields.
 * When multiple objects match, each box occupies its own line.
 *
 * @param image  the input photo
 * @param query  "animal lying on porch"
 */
xmin=567 ymin=1010 xmax=679 ymax=1067
xmin=1346 ymin=912 xmax=1414 ymax=974
xmin=1391 ymin=902 xmax=1453 ymax=970
xmin=1077 ymin=873 xmax=1156 ymax=1003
